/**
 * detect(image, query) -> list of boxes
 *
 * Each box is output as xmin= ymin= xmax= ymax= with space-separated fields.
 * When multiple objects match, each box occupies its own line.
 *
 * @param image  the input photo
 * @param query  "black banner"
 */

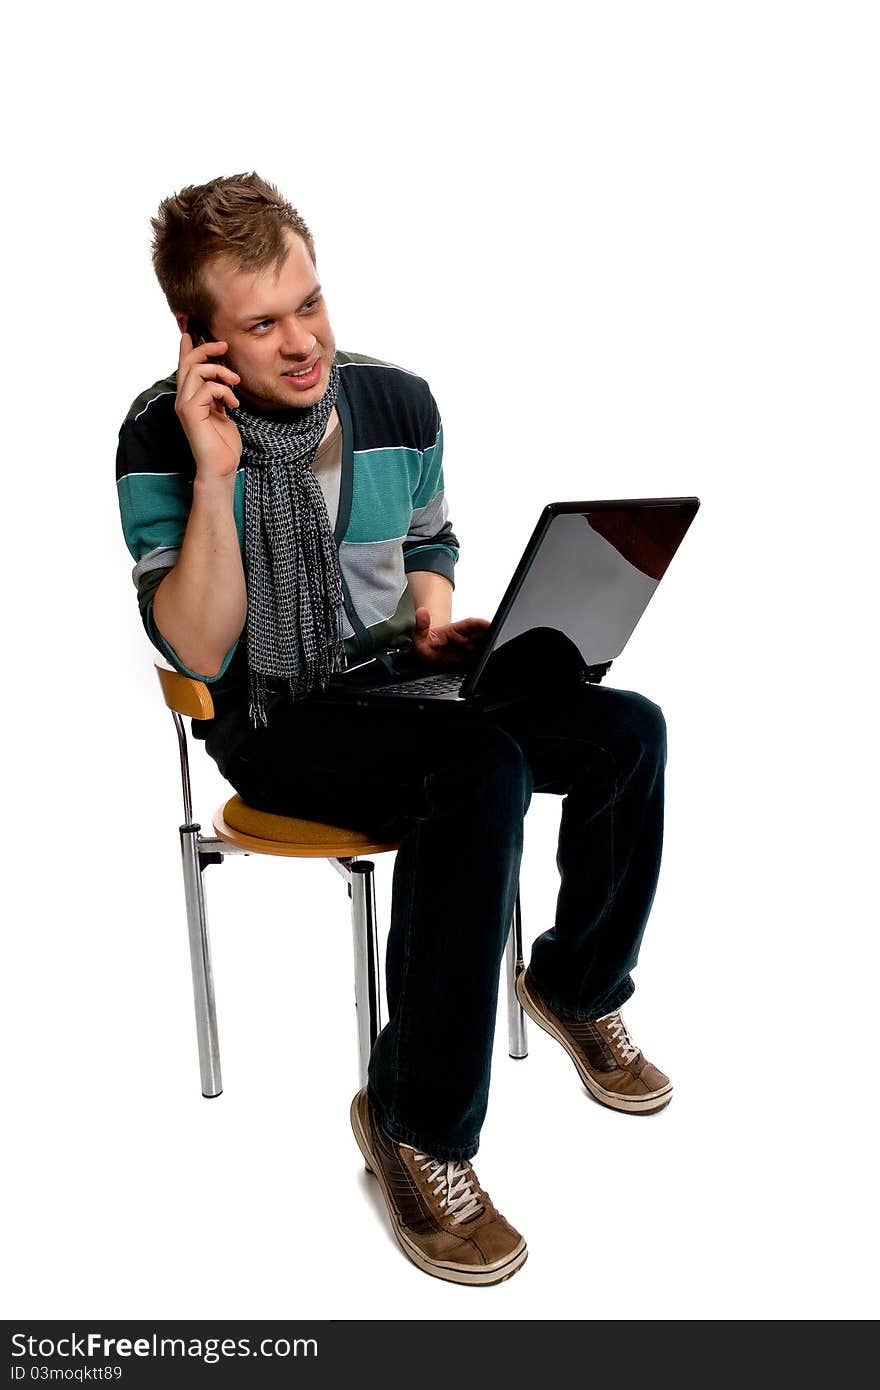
xmin=1 ymin=1320 xmax=869 ymax=1386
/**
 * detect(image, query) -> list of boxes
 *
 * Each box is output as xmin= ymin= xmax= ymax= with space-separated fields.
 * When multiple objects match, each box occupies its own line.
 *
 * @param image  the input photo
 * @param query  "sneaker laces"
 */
xmin=599 ymin=1010 xmax=640 ymax=1065
xmin=411 ymin=1153 xmax=485 ymax=1226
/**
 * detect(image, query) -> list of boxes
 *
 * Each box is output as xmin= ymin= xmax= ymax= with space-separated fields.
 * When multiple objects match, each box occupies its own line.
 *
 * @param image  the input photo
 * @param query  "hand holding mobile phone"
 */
xmin=176 ymin=316 xmax=242 ymax=480
xmin=186 ymin=315 xmax=227 ymax=360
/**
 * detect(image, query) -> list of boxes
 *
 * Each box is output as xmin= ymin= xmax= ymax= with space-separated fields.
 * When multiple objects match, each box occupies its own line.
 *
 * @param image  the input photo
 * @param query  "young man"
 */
xmin=117 ymin=172 xmax=671 ymax=1287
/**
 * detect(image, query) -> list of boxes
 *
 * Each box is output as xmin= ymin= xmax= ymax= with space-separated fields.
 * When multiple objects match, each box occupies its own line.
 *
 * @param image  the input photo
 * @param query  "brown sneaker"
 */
xmin=350 ymin=1089 xmax=528 ymax=1285
xmin=515 ymin=968 xmax=673 ymax=1114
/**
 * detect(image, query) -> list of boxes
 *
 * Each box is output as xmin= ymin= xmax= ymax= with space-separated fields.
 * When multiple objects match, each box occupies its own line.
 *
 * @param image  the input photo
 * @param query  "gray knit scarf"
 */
xmin=235 ymin=363 xmax=344 ymax=728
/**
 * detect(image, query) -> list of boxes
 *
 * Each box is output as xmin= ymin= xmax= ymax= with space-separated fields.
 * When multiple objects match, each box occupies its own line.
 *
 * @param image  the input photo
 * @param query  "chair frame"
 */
xmin=161 ymin=668 xmax=527 ymax=1098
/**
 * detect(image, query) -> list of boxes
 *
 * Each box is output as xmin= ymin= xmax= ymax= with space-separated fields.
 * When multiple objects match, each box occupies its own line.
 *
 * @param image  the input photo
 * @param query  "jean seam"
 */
xmin=386 ymin=819 xmax=421 ymax=1133
xmin=553 ymin=738 xmax=626 ymax=1016
xmin=571 ymin=733 xmax=660 ymax=1016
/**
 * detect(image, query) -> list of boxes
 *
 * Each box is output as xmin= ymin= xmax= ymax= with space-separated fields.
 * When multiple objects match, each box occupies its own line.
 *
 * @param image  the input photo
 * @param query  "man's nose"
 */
xmin=279 ymin=318 xmax=317 ymax=358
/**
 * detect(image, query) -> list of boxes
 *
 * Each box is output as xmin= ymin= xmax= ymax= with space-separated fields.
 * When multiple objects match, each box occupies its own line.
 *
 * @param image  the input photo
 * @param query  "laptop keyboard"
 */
xmin=373 ymin=672 xmax=465 ymax=698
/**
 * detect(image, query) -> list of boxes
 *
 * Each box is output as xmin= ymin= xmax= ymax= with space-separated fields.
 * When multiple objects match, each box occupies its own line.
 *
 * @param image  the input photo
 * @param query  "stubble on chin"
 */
xmin=237 ymin=353 xmax=333 ymax=413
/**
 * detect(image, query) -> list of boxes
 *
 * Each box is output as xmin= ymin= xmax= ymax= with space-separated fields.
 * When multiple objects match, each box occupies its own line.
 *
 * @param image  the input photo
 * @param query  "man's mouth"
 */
xmin=281 ymin=359 xmax=321 ymax=387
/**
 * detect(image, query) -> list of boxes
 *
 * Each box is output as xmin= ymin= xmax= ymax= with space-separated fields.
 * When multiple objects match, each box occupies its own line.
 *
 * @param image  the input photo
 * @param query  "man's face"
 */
xmin=197 ymin=229 xmax=336 ymax=412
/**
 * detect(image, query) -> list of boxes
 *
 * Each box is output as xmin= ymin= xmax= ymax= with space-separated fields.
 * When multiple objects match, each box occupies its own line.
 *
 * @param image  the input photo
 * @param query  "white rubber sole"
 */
xmin=350 ymin=1093 xmax=528 ymax=1286
xmin=515 ymin=973 xmax=673 ymax=1114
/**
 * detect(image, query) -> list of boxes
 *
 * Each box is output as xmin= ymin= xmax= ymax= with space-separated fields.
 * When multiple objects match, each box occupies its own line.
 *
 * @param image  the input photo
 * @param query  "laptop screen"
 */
xmin=465 ymin=498 xmax=699 ymax=694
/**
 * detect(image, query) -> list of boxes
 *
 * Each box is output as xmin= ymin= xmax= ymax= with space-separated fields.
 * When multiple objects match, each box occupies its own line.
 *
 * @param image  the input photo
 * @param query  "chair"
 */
xmin=156 ymin=664 xmax=528 ymax=1098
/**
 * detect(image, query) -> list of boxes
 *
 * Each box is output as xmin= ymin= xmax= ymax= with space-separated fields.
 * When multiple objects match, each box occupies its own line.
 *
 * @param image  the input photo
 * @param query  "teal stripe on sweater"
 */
xmin=346 ymin=447 xmax=422 ymax=542
xmin=117 ymin=473 xmax=192 ymax=558
xmin=118 ymin=472 xmax=245 ymax=557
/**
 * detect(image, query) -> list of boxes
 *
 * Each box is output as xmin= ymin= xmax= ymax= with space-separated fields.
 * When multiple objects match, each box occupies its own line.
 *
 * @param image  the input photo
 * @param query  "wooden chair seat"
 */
xmin=155 ymin=664 xmax=398 ymax=857
xmin=214 ymin=793 xmax=399 ymax=859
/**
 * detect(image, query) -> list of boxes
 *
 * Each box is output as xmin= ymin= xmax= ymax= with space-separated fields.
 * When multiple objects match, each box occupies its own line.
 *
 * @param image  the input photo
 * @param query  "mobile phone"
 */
xmin=186 ymin=314 xmax=212 ymax=347
xmin=186 ymin=314 xmax=228 ymax=367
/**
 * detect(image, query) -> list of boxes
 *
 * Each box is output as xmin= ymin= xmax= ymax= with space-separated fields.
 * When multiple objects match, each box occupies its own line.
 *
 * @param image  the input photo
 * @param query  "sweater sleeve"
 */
xmin=115 ymin=397 xmax=241 ymax=682
xmin=401 ymin=394 xmax=460 ymax=586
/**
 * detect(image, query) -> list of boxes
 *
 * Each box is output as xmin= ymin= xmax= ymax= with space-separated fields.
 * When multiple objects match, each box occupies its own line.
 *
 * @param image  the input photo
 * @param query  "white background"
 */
xmin=3 ymin=0 xmax=877 ymax=1322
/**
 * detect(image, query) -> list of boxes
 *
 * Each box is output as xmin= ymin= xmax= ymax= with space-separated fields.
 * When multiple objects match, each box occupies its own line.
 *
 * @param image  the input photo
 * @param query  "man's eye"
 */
xmin=303 ymin=297 xmax=320 ymax=311
xmin=253 ymin=320 xmax=274 ymax=331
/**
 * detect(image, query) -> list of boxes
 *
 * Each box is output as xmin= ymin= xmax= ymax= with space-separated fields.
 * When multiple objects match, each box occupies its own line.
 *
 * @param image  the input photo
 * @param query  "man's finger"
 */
xmin=178 ymin=331 xmax=229 ymax=367
xmin=453 ymin=618 xmax=491 ymax=635
xmin=178 ymin=361 xmax=241 ymax=404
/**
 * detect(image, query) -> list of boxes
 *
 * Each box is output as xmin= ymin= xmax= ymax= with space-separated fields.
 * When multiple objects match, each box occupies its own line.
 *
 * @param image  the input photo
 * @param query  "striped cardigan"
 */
xmin=116 ymin=349 xmax=460 ymax=763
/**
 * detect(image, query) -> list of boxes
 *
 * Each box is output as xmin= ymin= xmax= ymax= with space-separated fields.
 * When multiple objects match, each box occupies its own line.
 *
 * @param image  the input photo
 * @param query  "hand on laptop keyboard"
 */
xmin=411 ymin=607 xmax=490 ymax=669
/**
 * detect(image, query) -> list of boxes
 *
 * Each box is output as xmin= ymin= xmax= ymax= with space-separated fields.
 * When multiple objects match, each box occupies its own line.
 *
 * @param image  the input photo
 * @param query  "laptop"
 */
xmin=316 ymin=497 xmax=700 ymax=712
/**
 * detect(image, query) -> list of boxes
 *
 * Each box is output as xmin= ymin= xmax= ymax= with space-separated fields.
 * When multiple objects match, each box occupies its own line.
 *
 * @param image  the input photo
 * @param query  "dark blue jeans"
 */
xmin=223 ymin=683 xmax=666 ymax=1161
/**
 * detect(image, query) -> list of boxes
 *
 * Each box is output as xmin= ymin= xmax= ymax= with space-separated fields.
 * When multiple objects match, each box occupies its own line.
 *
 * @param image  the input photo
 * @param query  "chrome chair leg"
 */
xmin=180 ymin=824 xmax=223 ymax=1098
xmin=349 ymin=859 xmax=383 ymax=1089
xmin=506 ymin=887 xmax=528 ymax=1059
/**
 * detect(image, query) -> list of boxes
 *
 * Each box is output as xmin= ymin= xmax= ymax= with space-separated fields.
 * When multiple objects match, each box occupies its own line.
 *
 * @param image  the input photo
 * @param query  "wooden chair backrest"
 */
xmin=155 ymin=665 xmax=215 ymax=720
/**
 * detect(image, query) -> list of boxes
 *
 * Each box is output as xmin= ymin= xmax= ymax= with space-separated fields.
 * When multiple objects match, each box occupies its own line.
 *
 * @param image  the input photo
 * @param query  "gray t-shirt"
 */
xmin=311 ymin=410 xmax=341 ymax=527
